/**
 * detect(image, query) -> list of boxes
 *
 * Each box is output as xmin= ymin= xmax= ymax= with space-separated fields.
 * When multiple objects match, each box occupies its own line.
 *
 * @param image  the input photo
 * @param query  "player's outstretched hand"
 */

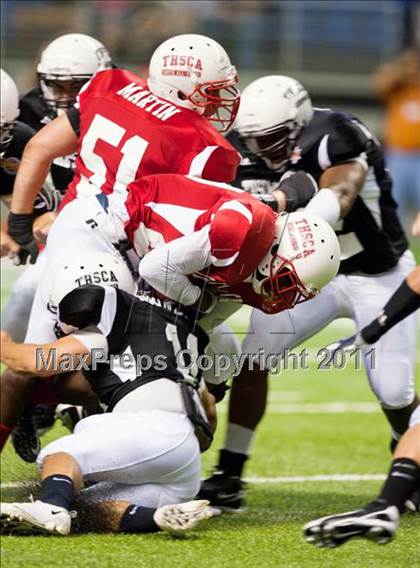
xmin=0 ymin=230 xmax=20 ymax=258
xmin=325 ymin=333 xmax=365 ymax=356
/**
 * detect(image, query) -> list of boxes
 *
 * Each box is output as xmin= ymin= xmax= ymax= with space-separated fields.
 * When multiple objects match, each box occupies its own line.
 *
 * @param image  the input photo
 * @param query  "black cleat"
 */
xmin=11 ymin=407 xmax=40 ymax=463
xmin=197 ymin=471 xmax=245 ymax=512
xmin=304 ymin=499 xmax=399 ymax=548
xmin=32 ymin=405 xmax=56 ymax=435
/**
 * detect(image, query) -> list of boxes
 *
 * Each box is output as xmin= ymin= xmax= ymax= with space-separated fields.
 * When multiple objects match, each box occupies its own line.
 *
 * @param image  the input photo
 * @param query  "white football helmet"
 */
xmin=1 ymin=69 xmax=20 ymax=153
xmin=148 ymin=34 xmax=239 ymax=132
xmin=235 ymin=75 xmax=313 ymax=171
xmin=252 ymin=211 xmax=340 ymax=314
xmin=37 ymin=33 xmax=112 ymax=118
xmin=50 ymin=252 xmax=136 ymax=311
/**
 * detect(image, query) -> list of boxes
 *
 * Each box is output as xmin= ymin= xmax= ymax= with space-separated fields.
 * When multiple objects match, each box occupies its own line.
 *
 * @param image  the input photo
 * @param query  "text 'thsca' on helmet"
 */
xmin=148 ymin=34 xmax=240 ymax=133
xmin=37 ymin=33 xmax=113 ymax=119
xmin=0 ymin=69 xmax=20 ymax=153
xmin=49 ymin=252 xmax=136 ymax=334
xmin=235 ymin=75 xmax=313 ymax=171
xmin=252 ymin=211 xmax=340 ymax=314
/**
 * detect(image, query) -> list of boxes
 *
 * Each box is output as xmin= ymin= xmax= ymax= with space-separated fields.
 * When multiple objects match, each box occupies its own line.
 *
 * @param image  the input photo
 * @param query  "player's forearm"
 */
xmin=306 ymin=161 xmax=366 ymax=224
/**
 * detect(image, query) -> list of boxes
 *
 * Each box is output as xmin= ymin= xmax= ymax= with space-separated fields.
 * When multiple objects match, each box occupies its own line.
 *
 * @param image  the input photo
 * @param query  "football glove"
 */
xmin=33 ymin=185 xmax=62 ymax=217
xmin=277 ymin=170 xmax=318 ymax=212
xmin=325 ymin=333 xmax=366 ymax=356
xmin=7 ymin=212 xmax=38 ymax=265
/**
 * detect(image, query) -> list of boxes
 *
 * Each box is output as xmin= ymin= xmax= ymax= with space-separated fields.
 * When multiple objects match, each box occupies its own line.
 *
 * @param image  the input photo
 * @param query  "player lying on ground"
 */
xmin=0 ymin=173 xmax=339 ymax=458
xmin=1 ymin=33 xmax=241 ymax=461
xmin=0 ymin=253 xmax=216 ymax=536
xmin=304 ymin=266 xmax=420 ymax=547
xmin=199 ymin=75 xmax=418 ymax=512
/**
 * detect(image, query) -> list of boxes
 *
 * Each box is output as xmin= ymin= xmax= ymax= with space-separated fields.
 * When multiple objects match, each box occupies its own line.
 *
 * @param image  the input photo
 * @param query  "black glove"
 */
xmin=254 ymin=193 xmax=279 ymax=212
xmin=206 ymin=381 xmax=230 ymax=403
xmin=33 ymin=185 xmax=62 ymax=217
xmin=277 ymin=170 xmax=318 ymax=212
xmin=7 ymin=212 xmax=39 ymax=265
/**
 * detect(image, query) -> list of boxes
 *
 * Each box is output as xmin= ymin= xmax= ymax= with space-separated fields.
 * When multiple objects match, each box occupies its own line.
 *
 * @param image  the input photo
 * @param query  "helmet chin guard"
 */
xmin=260 ymin=254 xmax=316 ymax=314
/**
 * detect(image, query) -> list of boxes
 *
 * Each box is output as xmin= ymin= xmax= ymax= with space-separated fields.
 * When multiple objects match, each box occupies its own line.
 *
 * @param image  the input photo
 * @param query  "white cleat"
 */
xmin=0 ymin=501 xmax=72 ymax=535
xmin=153 ymin=499 xmax=215 ymax=537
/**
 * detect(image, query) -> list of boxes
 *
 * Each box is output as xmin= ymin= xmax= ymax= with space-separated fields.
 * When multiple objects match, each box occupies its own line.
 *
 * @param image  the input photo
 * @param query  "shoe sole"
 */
xmin=1 ymin=511 xmax=69 ymax=536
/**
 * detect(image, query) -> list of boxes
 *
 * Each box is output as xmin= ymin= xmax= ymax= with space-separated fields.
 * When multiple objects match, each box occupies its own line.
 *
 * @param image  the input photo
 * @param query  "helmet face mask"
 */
xmin=187 ymin=78 xmax=240 ymax=132
xmin=240 ymin=122 xmax=299 ymax=170
xmin=0 ymin=121 xmax=16 ymax=153
xmin=260 ymin=254 xmax=316 ymax=314
xmin=39 ymin=76 xmax=91 ymax=117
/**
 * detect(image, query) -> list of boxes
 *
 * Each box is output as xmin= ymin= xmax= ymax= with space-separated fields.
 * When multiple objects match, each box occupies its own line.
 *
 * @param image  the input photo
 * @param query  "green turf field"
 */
xmin=1 ymin=249 xmax=419 ymax=568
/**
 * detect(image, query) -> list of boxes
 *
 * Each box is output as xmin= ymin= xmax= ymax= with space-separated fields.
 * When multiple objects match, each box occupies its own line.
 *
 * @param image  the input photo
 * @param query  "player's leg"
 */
xmin=199 ymin=280 xmax=347 ymax=510
xmin=304 ymin=407 xmax=420 ymax=547
xmin=349 ymin=251 xmax=418 ymax=443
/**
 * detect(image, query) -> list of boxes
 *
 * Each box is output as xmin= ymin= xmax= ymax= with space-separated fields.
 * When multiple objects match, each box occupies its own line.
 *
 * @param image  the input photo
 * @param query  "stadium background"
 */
xmin=1 ymin=1 xmax=419 ymax=567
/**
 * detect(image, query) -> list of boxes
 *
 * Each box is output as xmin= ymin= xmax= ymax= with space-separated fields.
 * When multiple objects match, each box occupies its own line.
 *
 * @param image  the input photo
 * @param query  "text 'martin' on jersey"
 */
xmin=62 ymin=68 xmax=241 ymax=208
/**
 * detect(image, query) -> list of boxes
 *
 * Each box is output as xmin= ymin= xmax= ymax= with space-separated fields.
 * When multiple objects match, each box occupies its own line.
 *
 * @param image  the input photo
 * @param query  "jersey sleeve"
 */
xmin=323 ymin=115 xmax=369 ymax=169
xmin=179 ymin=143 xmax=241 ymax=183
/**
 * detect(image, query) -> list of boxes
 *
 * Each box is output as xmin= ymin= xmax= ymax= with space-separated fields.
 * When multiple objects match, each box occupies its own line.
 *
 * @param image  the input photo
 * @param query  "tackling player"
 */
xmin=199 ymin=75 xmax=418 ymax=511
xmin=305 ymin=266 xmax=420 ymax=546
xmin=0 ymin=253 xmax=215 ymax=536
xmin=1 ymin=33 xmax=241 ymax=459
xmin=7 ymin=33 xmax=242 ymax=265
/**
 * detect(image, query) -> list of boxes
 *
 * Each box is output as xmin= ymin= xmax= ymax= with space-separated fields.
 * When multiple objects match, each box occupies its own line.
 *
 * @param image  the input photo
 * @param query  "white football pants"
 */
xmin=242 ymin=250 xmax=417 ymax=409
xmin=37 ymin=410 xmax=201 ymax=507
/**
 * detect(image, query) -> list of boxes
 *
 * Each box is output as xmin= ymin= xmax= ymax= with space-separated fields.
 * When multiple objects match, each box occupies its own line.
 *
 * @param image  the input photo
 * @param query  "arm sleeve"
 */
xmin=66 ymin=107 xmax=80 ymax=136
xmin=138 ymin=227 xmax=212 ymax=305
xmin=321 ymin=116 xmax=369 ymax=169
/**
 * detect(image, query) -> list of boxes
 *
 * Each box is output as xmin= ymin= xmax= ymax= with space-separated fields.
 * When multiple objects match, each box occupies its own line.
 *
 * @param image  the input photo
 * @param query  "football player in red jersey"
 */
xmin=0 ymin=173 xmax=339 ymax=456
xmin=7 ymin=34 xmax=241 ymax=266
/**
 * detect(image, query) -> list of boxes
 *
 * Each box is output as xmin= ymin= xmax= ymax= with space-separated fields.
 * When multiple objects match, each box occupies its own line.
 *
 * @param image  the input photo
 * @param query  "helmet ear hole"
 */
xmin=271 ymin=244 xmax=279 ymax=255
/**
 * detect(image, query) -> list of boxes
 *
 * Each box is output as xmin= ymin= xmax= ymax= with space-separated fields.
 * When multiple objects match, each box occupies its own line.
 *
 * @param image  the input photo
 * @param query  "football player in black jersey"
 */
xmin=0 ymin=253 xmax=216 ymax=536
xmin=199 ymin=75 xmax=418 ymax=511
xmin=1 ymin=69 xmax=60 ymax=258
xmin=19 ymin=33 xmax=113 ymax=193
xmin=304 ymin=266 xmax=420 ymax=546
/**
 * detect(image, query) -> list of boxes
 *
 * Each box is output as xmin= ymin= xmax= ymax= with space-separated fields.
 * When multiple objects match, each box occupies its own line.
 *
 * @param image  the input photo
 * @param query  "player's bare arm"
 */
xmin=318 ymin=160 xmax=367 ymax=218
xmin=0 ymin=332 xmax=90 ymax=377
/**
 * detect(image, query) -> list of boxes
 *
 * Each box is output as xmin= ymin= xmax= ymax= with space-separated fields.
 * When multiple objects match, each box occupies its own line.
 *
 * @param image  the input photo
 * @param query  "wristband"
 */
xmin=7 ymin=212 xmax=34 ymax=245
xmin=305 ymin=187 xmax=341 ymax=226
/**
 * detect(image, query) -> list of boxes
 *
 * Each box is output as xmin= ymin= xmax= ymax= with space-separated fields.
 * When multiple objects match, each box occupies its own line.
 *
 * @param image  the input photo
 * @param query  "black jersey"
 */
xmin=1 ymin=121 xmax=35 ymax=197
xmin=229 ymin=109 xmax=408 ymax=275
xmin=19 ymin=87 xmax=75 ymax=192
xmin=58 ymin=285 xmax=209 ymax=411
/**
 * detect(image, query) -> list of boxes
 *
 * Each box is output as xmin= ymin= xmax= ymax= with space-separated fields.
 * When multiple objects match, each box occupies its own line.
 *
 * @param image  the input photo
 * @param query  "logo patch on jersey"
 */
xmin=289 ymin=146 xmax=302 ymax=165
xmin=161 ymin=55 xmax=203 ymax=78
xmin=0 ymin=156 xmax=20 ymax=175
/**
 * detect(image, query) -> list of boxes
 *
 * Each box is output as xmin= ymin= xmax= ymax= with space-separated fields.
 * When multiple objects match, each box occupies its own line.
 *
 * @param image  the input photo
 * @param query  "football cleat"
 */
xmin=153 ymin=500 xmax=214 ymax=536
xmin=197 ymin=471 xmax=245 ymax=512
xmin=11 ymin=407 xmax=40 ymax=463
xmin=55 ymin=405 xmax=84 ymax=432
xmin=32 ymin=404 xmax=56 ymax=436
xmin=0 ymin=501 xmax=72 ymax=535
xmin=304 ymin=500 xmax=399 ymax=548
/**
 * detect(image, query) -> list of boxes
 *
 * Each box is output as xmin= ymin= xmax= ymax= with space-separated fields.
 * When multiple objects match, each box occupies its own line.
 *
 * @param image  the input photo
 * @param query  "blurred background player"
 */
xmin=199 ymin=75 xmax=418 ymax=511
xmin=305 ymin=266 xmax=420 ymax=547
xmin=373 ymin=48 xmax=420 ymax=227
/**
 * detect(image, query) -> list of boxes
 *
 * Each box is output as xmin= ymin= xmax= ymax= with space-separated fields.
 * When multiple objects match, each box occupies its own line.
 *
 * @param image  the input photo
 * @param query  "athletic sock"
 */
xmin=119 ymin=505 xmax=160 ymax=533
xmin=378 ymin=458 xmax=420 ymax=508
xmin=218 ymin=449 xmax=248 ymax=478
xmin=225 ymin=423 xmax=255 ymax=455
xmin=40 ymin=474 xmax=75 ymax=510
xmin=0 ymin=423 xmax=13 ymax=451
xmin=361 ymin=280 xmax=420 ymax=344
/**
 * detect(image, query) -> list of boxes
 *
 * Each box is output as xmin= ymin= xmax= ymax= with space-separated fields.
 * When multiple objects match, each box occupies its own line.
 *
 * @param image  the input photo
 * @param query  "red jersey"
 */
xmin=62 ymin=69 xmax=240 ymax=208
xmin=120 ymin=174 xmax=276 ymax=309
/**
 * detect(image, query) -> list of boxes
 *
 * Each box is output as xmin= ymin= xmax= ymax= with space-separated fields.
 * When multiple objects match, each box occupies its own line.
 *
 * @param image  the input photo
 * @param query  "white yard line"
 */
xmin=218 ymin=401 xmax=380 ymax=414
xmin=0 ymin=473 xmax=386 ymax=490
